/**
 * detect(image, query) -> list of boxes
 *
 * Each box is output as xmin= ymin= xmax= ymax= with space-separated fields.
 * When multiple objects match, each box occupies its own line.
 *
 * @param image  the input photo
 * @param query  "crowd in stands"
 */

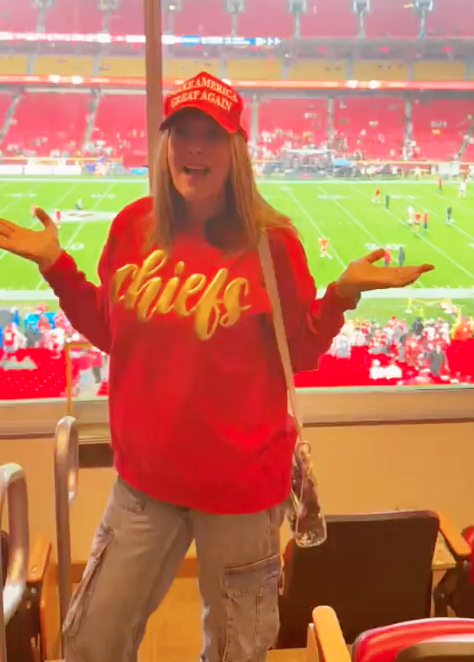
xmin=0 ymin=306 xmax=105 ymax=400
xmin=0 ymin=303 xmax=473 ymax=399
xmin=295 ymin=312 xmax=474 ymax=388
xmin=311 ymin=312 xmax=474 ymax=387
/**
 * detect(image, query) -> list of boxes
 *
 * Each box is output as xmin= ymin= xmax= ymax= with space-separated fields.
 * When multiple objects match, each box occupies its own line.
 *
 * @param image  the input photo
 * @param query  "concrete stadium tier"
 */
xmin=352 ymin=60 xmax=410 ymax=82
xmin=287 ymin=60 xmax=346 ymax=81
xmin=413 ymin=61 xmax=467 ymax=82
xmin=226 ymin=59 xmax=283 ymax=80
xmin=33 ymin=57 xmax=94 ymax=78
xmin=98 ymin=57 xmax=145 ymax=78
xmin=163 ymin=58 xmax=220 ymax=80
xmin=0 ymin=56 xmax=28 ymax=76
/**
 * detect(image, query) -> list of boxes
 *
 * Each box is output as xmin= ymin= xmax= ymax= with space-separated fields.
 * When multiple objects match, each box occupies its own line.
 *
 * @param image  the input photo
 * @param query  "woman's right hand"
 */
xmin=0 ymin=208 xmax=62 ymax=272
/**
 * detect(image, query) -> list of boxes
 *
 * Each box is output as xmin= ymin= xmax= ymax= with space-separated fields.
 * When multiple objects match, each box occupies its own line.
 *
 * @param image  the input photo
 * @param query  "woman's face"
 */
xmin=168 ymin=110 xmax=232 ymax=207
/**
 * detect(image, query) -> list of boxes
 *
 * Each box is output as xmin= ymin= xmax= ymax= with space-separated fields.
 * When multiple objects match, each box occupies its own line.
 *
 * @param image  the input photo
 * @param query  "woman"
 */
xmin=0 ymin=72 xmax=433 ymax=662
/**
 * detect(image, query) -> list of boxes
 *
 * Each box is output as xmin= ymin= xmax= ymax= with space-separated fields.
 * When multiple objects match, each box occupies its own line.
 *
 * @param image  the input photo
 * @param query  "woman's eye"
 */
xmin=205 ymin=128 xmax=224 ymax=142
xmin=174 ymin=126 xmax=189 ymax=138
xmin=172 ymin=124 xmax=225 ymax=143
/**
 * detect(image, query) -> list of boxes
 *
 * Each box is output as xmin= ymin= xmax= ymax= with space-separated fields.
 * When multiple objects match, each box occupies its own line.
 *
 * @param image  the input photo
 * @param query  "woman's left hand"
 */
xmin=335 ymin=248 xmax=434 ymax=300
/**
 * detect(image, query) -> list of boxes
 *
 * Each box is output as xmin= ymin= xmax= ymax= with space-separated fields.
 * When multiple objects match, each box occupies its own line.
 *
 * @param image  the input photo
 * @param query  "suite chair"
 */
xmin=2 ymin=533 xmax=57 ymax=662
xmin=435 ymin=525 xmax=474 ymax=618
xmin=0 ymin=461 xmax=57 ymax=662
xmin=277 ymin=511 xmax=470 ymax=648
xmin=312 ymin=606 xmax=474 ymax=662
xmin=395 ymin=636 xmax=474 ymax=661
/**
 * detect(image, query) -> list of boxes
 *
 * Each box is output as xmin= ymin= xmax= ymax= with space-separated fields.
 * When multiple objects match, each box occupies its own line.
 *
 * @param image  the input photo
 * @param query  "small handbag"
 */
xmin=258 ymin=231 xmax=327 ymax=548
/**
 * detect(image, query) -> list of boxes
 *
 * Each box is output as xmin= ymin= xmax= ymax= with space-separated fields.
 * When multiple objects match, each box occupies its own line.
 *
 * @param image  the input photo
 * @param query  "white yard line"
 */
xmin=316 ymin=182 xmax=388 ymax=246
xmin=34 ymin=181 xmax=116 ymax=290
xmin=0 ymin=183 xmax=42 ymax=217
xmin=353 ymin=186 xmax=474 ymax=282
xmin=0 ymin=180 xmax=16 ymax=207
xmin=285 ymin=186 xmax=347 ymax=269
xmin=0 ymin=182 xmax=83 ymax=267
xmin=420 ymin=192 xmax=474 ymax=244
xmin=315 ymin=182 xmax=426 ymax=288
xmin=0 ymin=183 xmax=46 ymax=264
xmin=429 ymin=188 xmax=474 ymax=239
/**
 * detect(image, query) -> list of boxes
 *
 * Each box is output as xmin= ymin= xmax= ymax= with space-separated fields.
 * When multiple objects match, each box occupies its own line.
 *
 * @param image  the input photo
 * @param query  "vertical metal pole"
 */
xmin=54 ymin=416 xmax=79 ymax=658
xmin=144 ymin=0 xmax=164 ymax=187
xmin=0 ymin=463 xmax=29 ymax=662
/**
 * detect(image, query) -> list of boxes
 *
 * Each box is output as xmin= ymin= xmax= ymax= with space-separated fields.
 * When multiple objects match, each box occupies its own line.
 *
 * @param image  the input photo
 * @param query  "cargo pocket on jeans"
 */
xmin=222 ymin=552 xmax=280 ymax=662
xmin=62 ymin=521 xmax=114 ymax=638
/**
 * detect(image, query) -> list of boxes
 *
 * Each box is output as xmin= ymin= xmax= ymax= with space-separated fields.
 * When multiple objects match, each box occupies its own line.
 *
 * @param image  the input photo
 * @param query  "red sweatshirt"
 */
xmin=43 ymin=196 xmax=354 ymax=514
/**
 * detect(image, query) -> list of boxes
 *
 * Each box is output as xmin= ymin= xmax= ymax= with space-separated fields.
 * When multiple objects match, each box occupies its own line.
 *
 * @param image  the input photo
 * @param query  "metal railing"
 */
xmin=0 ymin=463 xmax=29 ymax=662
xmin=65 ymin=341 xmax=93 ymax=416
xmin=54 ymin=416 xmax=79 ymax=657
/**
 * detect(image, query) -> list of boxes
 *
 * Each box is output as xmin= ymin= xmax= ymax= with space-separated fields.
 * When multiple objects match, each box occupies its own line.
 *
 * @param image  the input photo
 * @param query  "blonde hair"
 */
xmin=147 ymin=130 xmax=293 ymax=252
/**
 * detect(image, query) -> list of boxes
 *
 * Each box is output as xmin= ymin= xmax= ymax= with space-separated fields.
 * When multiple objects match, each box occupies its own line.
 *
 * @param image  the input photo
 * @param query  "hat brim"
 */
xmin=160 ymin=105 xmax=248 ymax=141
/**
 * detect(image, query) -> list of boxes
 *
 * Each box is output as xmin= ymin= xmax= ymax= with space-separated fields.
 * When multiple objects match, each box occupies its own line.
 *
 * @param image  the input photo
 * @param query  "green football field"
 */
xmin=0 ymin=175 xmax=473 ymax=322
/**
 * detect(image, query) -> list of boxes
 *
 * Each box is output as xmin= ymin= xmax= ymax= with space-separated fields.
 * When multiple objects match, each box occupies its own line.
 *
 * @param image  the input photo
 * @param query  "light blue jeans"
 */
xmin=63 ymin=477 xmax=284 ymax=662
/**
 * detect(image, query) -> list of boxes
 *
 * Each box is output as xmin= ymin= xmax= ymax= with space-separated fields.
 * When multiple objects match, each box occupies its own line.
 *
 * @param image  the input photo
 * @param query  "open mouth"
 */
xmin=183 ymin=166 xmax=211 ymax=176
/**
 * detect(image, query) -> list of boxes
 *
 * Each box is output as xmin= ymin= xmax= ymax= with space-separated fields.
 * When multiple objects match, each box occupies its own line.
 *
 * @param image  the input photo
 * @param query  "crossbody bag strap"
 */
xmin=257 ymin=231 xmax=303 ymax=436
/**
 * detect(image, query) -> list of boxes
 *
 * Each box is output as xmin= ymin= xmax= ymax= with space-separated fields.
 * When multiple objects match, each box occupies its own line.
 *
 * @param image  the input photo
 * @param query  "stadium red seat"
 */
xmin=300 ymin=0 xmax=357 ymax=37
xmin=173 ymin=0 xmax=231 ymax=35
xmin=0 ymin=0 xmax=39 ymax=31
xmin=313 ymin=607 xmax=474 ymax=662
xmin=43 ymin=0 xmax=104 ymax=33
xmin=257 ymin=97 xmax=328 ymax=145
xmin=2 ymin=92 xmax=92 ymax=156
xmin=236 ymin=0 xmax=293 ymax=38
xmin=109 ymin=0 xmax=144 ymax=35
xmin=353 ymin=618 xmax=474 ymax=662
xmin=92 ymin=94 xmax=147 ymax=158
xmin=332 ymin=96 xmax=405 ymax=159
xmin=426 ymin=0 xmax=474 ymax=37
xmin=364 ymin=0 xmax=419 ymax=38
xmin=411 ymin=99 xmax=472 ymax=160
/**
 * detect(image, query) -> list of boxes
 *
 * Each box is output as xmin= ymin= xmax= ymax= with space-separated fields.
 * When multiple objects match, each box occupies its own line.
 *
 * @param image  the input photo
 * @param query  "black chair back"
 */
xmin=437 ymin=564 xmax=474 ymax=618
xmin=1 ymin=531 xmax=35 ymax=662
xmin=278 ymin=510 xmax=439 ymax=647
xmin=1 ymin=531 xmax=8 ymax=587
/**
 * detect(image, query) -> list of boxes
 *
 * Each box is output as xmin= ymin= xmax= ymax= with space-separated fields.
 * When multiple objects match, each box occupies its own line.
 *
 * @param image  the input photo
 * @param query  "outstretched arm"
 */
xmin=41 ymin=248 xmax=112 ymax=353
xmin=0 ymin=206 xmax=120 ymax=354
xmin=269 ymin=228 xmax=433 ymax=373
xmin=269 ymin=228 xmax=356 ymax=373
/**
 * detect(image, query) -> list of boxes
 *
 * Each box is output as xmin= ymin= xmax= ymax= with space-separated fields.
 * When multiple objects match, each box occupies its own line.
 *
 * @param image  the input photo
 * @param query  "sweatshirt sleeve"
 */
xmin=269 ymin=227 xmax=358 ymax=373
xmin=41 ymin=242 xmax=113 ymax=353
xmin=40 ymin=196 xmax=152 ymax=353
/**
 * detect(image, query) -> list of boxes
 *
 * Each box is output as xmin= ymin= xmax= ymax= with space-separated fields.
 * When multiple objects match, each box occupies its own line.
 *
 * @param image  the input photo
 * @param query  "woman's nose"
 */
xmin=187 ymin=136 xmax=204 ymax=153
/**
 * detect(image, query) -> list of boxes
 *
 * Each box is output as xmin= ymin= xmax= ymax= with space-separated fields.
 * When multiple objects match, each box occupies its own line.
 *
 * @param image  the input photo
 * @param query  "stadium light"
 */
xmin=288 ymin=0 xmax=306 ymax=11
xmin=415 ymin=0 xmax=433 ymax=9
xmin=352 ymin=0 xmax=370 ymax=12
